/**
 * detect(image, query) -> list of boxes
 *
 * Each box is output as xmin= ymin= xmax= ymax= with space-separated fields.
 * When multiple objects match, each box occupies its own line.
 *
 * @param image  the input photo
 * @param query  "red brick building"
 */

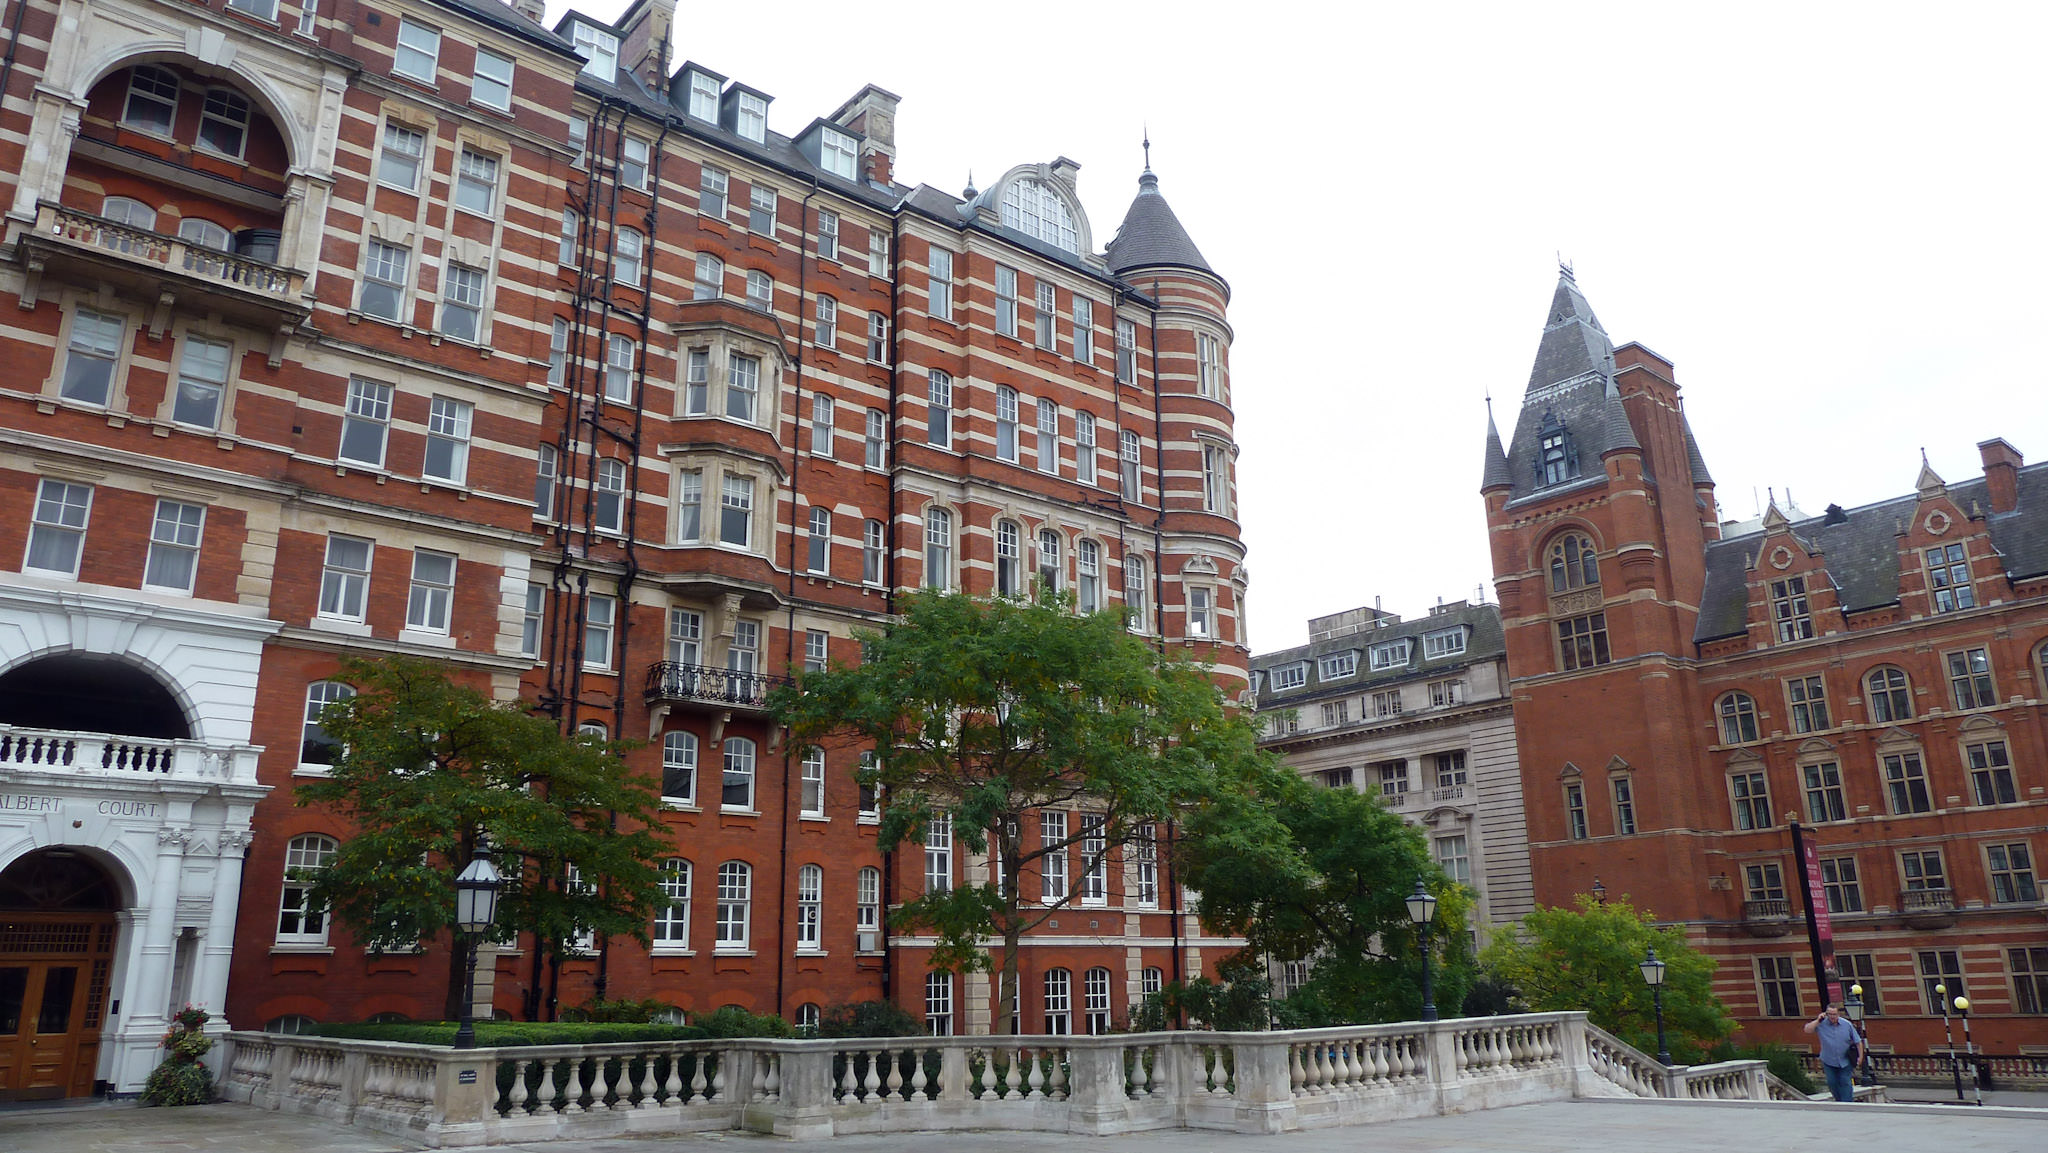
xmin=1483 ymin=271 xmax=2048 ymax=1054
xmin=0 ymin=0 xmax=1246 ymax=1096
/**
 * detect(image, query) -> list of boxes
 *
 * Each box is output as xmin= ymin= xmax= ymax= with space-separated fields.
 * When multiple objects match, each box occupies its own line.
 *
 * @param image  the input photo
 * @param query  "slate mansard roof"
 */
xmin=1694 ymin=461 xmax=2048 ymax=643
xmin=1250 ymin=602 xmax=1506 ymax=708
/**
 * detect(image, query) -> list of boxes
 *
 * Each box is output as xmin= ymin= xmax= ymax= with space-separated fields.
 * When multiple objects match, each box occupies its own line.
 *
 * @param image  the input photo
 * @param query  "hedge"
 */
xmin=308 ymin=1022 xmax=708 ymax=1047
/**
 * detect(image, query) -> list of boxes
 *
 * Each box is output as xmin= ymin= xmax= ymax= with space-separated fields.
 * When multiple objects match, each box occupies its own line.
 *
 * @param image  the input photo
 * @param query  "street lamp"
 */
xmin=452 ymin=841 xmax=505 ymax=1049
xmin=1590 ymin=877 xmax=1607 ymax=905
xmin=1639 ymin=946 xmax=1672 ymax=1065
xmin=1955 ymin=996 xmax=1981 ymax=1106
xmin=1405 ymin=876 xmax=1439 ymax=1022
xmin=1934 ymin=982 xmax=1964 ymax=1103
xmin=1844 ymin=983 xmax=1872 ymax=1085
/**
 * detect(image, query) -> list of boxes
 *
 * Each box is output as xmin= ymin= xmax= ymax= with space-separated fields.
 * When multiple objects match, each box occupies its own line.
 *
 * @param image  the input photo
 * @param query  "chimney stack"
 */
xmin=1979 ymin=438 xmax=2023 ymax=514
xmin=615 ymin=0 xmax=676 ymax=91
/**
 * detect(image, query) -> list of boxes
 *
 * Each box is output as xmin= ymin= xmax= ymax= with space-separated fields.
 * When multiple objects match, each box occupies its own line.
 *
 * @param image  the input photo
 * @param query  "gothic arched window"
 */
xmin=1548 ymin=533 xmax=1600 ymax=593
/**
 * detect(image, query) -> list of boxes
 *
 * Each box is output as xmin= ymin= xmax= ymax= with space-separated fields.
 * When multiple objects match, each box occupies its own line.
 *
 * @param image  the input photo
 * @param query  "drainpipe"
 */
xmin=1144 ymin=279 xmax=1185 ymax=1014
xmin=877 ymin=209 xmax=904 ymax=1007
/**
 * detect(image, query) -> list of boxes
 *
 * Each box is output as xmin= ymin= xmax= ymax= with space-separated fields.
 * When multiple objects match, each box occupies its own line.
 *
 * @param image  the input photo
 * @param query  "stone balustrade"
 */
xmin=0 ymin=725 xmax=261 ymax=786
xmin=215 ymin=1011 xmax=1831 ymax=1148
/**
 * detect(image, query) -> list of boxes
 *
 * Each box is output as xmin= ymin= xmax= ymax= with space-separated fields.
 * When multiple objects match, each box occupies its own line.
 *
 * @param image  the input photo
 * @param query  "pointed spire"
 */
xmin=1105 ymin=155 xmax=1213 ymax=276
xmin=1142 ymin=125 xmax=1152 ymax=175
xmin=1481 ymin=399 xmax=1513 ymax=491
xmin=962 ymin=169 xmax=978 ymax=200
xmin=1599 ymin=382 xmax=1640 ymax=456
xmin=1523 ymin=268 xmax=1616 ymax=398
xmin=1762 ymin=502 xmax=1790 ymax=532
xmin=1681 ymin=409 xmax=1715 ymax=486
xmin=1915 ymin=449 xmax=1946 ymax=498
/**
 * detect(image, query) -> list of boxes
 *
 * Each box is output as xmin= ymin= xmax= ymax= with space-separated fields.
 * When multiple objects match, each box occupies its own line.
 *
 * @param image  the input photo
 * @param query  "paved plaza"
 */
xmin=2 ymin=1098 xmax=2043 ymax=1153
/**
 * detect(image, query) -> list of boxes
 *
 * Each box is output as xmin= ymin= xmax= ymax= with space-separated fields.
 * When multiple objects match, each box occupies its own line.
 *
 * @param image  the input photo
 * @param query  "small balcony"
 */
xmin=1899 ymin=886 xmax=1957 ymax=929
xmin=1430 ymin=784 xmax=1468 ymax=804
xmin=19 ymin=203 xmax=309 ymax=336
xmin=0 ymin=724 xmax=261 ymax=788
xmin=643 ymin=661 xmax=790 ymax=715
xmin=1740 ymin=897 xmax=1796 ymax=937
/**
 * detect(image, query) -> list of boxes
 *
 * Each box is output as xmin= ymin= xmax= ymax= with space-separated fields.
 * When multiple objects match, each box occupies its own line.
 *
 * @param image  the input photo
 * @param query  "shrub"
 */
xmin=818 ymin=1001 xmax=922 ymax=1039
xmin=693 ymin=1006 xmax=794 ymax=1039
xmin=309 ymin=1021 xmax=706 ymax=1047
xmin=141 ymin=1006 xmax=214 ymax=1106
xmin=575 ymin=997 xmax=681 ymax=1024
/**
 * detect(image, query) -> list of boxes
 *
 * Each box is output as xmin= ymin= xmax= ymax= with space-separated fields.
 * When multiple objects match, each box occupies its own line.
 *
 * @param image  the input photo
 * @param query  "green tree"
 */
xmin=1180 ymin=769 xmax=1474 ymax=1026
xmin=770 ymin=589 xmax=1265 ymax=1035
xmin=297 ymin=656 xmax=671 ymax=1019
xmin=1479 ymin=896 xmax=1733 ymax=1060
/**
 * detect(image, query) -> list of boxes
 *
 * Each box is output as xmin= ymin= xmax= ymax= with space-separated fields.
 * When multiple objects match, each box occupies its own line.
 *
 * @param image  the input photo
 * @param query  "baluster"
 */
xmin=909 ymin=1046 xmax=929 ymax=1099
xmin=563 ymin=1059 xmax=589 ymax=1113
xmin=882 ymin=1046 xmax=905 ymax=1100
xmin=763 ymin=1053 xmax=780 ymax=1101
xmin=1337 ymin=1040 xmax=1359 ymax=1087
xmin=593 ymin=1055 xmax=617 ymax=1111
xmin=501 ymin=1059 xmax=527 ymax=1115
xmin=1047 ymin=1047 xmax=1068 ymax=1099
xmin=750 ymin=1052 xmax=769 ymax=1102
xmin=1287 ymin=1043 xmax=1306 ymax=1096
xmin=662 ymin=1052 xmax=683 ymax=1105
xmin=1003 ymin=1047 xmax=1023 ymax=1098
xmin=709 ymin=1053 xmax=727 ymax=1101
xmin=1317 ymin=1042 xmax=1338 ymax=1093
xmin=861 ymin=1048 xmax=883 ymax=1100
xmin=1025 ymin=1046 xmax=1045 ymax=1099
xmin=1210 ymin=1045 xmax=1230 ymax=1093
xmin=838 ymin=1050 xmax=862 ymax=1102
xmin=635 ymin=1053 xmax=659 ymax=1108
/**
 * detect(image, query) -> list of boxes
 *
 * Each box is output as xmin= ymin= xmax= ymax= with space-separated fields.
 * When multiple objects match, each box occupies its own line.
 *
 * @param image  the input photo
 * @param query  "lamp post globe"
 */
xmin=452 ymin=842 xmax=504 ymax=1049
xmin=1639 ymin=946 xmax=1672 ymax=1066
xmin=1405 ymin=877 xmax=1438 ymax=1022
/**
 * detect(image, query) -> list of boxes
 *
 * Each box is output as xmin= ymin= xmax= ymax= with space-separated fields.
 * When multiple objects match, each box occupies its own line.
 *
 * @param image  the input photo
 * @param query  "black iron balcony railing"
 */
xmin=643 ymin=661 xmax=790 ymax=710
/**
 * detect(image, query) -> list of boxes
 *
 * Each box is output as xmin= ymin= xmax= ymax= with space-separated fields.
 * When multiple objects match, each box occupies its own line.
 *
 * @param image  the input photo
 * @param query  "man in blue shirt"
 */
xmin=1804 ymin=1002 xmax=1864 ymax=1101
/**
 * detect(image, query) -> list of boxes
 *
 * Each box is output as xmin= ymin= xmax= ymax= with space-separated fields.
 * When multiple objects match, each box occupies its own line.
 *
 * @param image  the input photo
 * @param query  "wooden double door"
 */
xmin=0 ymin=914 xmax=116 ymax=1100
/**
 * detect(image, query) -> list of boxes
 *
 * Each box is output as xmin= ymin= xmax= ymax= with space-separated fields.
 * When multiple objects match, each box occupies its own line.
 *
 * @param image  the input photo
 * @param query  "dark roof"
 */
xmin=437 ymin=0 xmax=576 ymax=55
xmin=1480 ymin=409 xmax=1512 ymax=491
xmin=1682 ymin=413 xmax=1715 ymax=486
xmin=1105 ymin=171 xmax=1215 ymax=278
xmin=1694 ymin=460 xmax=2048 ymax=643
xmin=1250 ymin=602 xmax=1506 ymax=707
xmin=1496 ymin=274 xmax=1642 ymax=506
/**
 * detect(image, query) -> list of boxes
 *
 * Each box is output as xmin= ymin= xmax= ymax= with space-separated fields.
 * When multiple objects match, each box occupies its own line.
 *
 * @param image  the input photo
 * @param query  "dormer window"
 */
xmin=1422 ymin=628 xmax=1466 ymax=660
xmin=1001 ymin=179 xmax=1079 ymax=253
xmin=1318 ymin=652 xmax=1357 ymax=680
xmin=1369 ymin=639 xmax=1412 ymax=671
xmin=736 ymin=92 xmax=767 ymax=142
xmin=820 ymin=127 xmax=858 ymax=179
xmin=1271 ymin=663 xmax=1307 ymax=692
xmin=573 ymin=22 xmax=619 ymax=79
xmin=687 ymin=71 xmax=720 ymax=122
xmin=1536 ymin=407 xmax=1580 ymax=486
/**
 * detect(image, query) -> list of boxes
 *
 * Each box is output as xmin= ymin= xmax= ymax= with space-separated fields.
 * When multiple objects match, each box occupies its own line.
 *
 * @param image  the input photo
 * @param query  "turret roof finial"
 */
xmin=1142 ymin=125 xmax=1152 ymax=174
xmin=962 ymin=169 xmax=977 ymax=200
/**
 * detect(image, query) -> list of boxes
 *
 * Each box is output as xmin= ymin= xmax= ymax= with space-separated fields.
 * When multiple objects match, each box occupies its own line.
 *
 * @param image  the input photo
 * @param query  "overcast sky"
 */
xmin=554 ymin=1 xmax=2048 ymax=651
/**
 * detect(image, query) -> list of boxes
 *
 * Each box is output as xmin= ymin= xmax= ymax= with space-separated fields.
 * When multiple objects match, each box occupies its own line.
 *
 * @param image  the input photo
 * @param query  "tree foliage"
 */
xmin=1479 ymin=896 xmax=1734 ymax=1060
xmin=1180 ymin=768 xmax=1474 ymax=1026
xmin=770 ymin=589 xmax=1266 ymax=1034
xmin=297 ymin=656 xmax=671 ymax=1018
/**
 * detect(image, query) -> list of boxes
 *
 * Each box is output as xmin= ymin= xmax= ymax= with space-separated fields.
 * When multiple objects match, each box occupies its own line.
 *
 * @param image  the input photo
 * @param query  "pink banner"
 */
xmin=1801 ymin=838 xmax=1841 ymax=1007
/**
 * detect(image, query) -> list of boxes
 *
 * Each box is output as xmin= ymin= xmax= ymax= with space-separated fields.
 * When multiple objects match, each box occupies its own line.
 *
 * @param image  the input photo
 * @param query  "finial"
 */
xmin=1484 ymin=392 xmax=1494 ymax=421
xmin=1142 ymin=125 xmax=1152 ymax=174
xmin=1558 ymin=252 xmax=1575 ymax=281
xmin=962 ymin=169 xmax=977 ymax=200
xmin=1920 ymin=446 xmax=1929 ymax=467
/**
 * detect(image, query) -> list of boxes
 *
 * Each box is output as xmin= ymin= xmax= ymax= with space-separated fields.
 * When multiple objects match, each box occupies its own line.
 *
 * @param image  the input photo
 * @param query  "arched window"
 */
xmin=1548 ymin=534 xmax=1600 ymax=592
xmin=1000 ymin=178 xmax=1079 ymax=253
xmin=714 ymin=861 xmax=750 ymax=949
xmin=1866 ymin=666 xmax=1913 ymax=723
xmin=661 ymin=731 xmax=697 ymax=804
xmin=722 ymin=737 xmax=756 ymax=809
xmin=277 ymin=834 xmax=338 ymax=943
xmin=1037 ymin=529 xmax=1062 ymax=593
xmin=923 ymin=507 xmax=952 ymax=590
xmin=178 ymin=218 xmax=233 ymax=252
xmin=996 ymin=520 xmax=1022 ymax=597
xmin=265 ymin=1015 xmax=319 ymax=1034
xmin=1042 ymin=967 xmax=1073 ymax=1034
xmin=102 ymin=197 xmax=157 ymax=230
xmin=1076 ymin=539 xmax=1101 ymax=614
xmin=654 ymin=858 xmax=691 ymax=946
xmin=1084 ymin=967 xmax=1113 ymax=1035
xmin=594 ymin=458 xmax=627 ymax=533
xmin=795 ymin=1002 xmax=821 ymax=1035
xmin=299 ymin=681 xmax=355 ymax=770
xmin=1718 ymin=693 xmax=1760 ymax=745
xmin=795 ymin=863 xmax=823 ymax=951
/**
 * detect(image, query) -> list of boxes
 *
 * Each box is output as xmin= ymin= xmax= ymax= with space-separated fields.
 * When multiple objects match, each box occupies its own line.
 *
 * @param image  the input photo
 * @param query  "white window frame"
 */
xmin=654 ymin=859 xmax=691 ymax=948
xmin=404 ymin=549 xmax=457 ymax=634
xmin=141 ymin=498 xmax=206 ymax=593
xmin=170 ymin=334 xmax=232 ymax=431
xmin=423 ymin=396 xmax=473 ymax=485
xmin=454 ymin=147 xmax=498 ymax=215
xmin=796 ymin=863 xmax=823 ymax=952
xmin=277 ymin=834 xmax=338 ymax=944
xmin=996 ymin=386 xmax=1019 ymax=461
xmin=1041 ymin=810 xmax=1069 ymax=903
xmin=393 ymin=19 xmax=441 ymax=84
xmin=582 ymin=593 xmax=615 ymax=670
xmin=573 ymin=22 xmax=619 ymax=79
xmin=61 ymin=307 xmax=125 ymax=407
xmin=928 ymin=249 xmax=953 ymax=321
xmin=863 ymin=519 xmax=886 ymax=586
xmin=1369 ymin=639 xmax=1413 ymax=671
xmin=317 ymin=534 xmax=372 ymax=621
xmin=439 ymin=262 xmax=487 ymax=343
xmin=661 ymin=730 xmax=697 ymax=805
xmin=819 ymin=128 xmax=858 ymax=179
xmin=521 ymin=583 xmax=545 ymax=658
xmin=700 ymin=164 xmax=729 ymax=218
xmin=594 ymin=458 xmax=628 ymax=534
xmin=715 ymin=861 xmax=751 ymax=950
xmin=615 ymin=227 xmax=645 ymax=286
xmin=1043 ymin=968 xmax=1072 ymax=1035
xmin=298 ymin=681 xmax=354 ymax=772
xmin=806 ymin=506 xmax=831 ymax=574
xmin=927 ymin=370 xmax=952 ymax=448
xmin=924 ymin=813 xmax=953 ymax=893
xmin=996 ymin=266 xmax=1018 ymax=336
xmin=471 ymin=48 xmax=514 ymax=112
xmin=1422 ymin=628 xmax=1466 ymax=660
xmin=722 ymin=736 xmax=757 ymax=810
xmin=359 ymin=240 xmax=410 ymax=322
xmin=1034 ymin=280 xmax=1057 ymax=350
xmin=1076 ymin=411 xmax=1098 ymax=484
xmin=817 ymin=209 xmax=839 ymax=261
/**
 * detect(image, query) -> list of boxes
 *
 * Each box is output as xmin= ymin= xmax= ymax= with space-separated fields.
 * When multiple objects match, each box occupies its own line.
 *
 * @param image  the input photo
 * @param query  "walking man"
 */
xmin=1804 ymin=1002 xmax=1864 ymax=1102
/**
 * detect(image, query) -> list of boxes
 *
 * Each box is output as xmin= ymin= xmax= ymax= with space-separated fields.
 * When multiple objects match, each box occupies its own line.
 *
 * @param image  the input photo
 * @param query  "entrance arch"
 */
xmin=0 ymin=653 xmax=192 ymax=739
xmin=0 ymin=850 xmax=122 ymax=1100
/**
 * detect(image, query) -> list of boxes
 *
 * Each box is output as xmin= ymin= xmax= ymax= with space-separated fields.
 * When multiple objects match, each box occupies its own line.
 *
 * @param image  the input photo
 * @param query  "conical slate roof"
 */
xmin=1495 ymin=272 xmax=1641 ymax=504
xmin=1105 ymin=171 xmax=1214 ymax=275
xmin=1524 ymin=272 xmax=1617 ymax=397
xmin=1682 ymin=412 xmax=1714 ymax=486
xmin=1481 ymin=408 xmax=1513 ymax=490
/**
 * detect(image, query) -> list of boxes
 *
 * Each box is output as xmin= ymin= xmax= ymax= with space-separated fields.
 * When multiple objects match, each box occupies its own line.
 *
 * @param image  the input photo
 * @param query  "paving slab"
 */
xmin=2 ymin=1098 xmax=2043 ymax=1153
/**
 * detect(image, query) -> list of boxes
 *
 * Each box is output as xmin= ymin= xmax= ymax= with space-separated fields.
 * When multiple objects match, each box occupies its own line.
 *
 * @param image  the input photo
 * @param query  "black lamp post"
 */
xmin=1639 ymin=946 xmax=1672 ymax=1065
xmin=1405 ymin=876 xmax=1439 ymax=1022
xmin=452 ymin=842 xmax=504 ymax=1049
xmin=1844 ymin=983 xmax=1872 ymax=1085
